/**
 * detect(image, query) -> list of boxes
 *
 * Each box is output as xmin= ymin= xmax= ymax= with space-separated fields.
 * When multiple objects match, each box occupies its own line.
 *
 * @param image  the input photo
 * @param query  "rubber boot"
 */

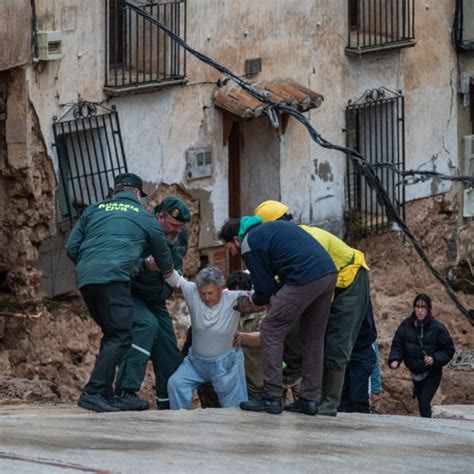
xmin=318 ymin=369 xmax=346 ymax=417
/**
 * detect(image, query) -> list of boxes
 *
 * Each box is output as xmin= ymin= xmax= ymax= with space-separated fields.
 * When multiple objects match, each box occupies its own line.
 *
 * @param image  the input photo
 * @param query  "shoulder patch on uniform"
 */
xmin=98 ymin=202 xmax=139 ymax=213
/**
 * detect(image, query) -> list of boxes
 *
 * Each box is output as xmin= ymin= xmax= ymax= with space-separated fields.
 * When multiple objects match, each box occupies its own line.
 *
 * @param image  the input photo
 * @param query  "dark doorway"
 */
xmin=227 ymin=116 xmax=282 ymax=272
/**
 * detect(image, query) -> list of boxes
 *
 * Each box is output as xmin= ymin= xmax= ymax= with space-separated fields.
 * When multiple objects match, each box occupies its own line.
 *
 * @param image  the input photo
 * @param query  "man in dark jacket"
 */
xmin=388 ymin=294 xmax=455 ymax=417
xmin=65 ymin=173 xmax=174 ymax=413
xmin=219 ymin=217 xmax=337 ymax=415
xmin=115 ymin=197 xmax=190 ymax=410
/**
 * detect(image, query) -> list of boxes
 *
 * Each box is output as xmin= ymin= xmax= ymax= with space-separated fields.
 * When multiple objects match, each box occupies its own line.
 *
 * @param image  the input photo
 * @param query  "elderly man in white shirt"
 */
xmin=165 ymin=267 xmax=249 ymax=409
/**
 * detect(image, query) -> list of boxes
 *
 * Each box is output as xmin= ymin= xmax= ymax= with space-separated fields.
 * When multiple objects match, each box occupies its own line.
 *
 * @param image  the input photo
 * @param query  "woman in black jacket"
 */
xmin=388 ymin=294 xmax=455 ymax=417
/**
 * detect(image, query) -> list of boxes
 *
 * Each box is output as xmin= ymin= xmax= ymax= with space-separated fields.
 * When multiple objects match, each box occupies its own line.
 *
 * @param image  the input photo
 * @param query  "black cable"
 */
xmin=453 ymin=0 xmax=462 ymax=50
xmin=124 ymin=1 xmax=474 ymax=325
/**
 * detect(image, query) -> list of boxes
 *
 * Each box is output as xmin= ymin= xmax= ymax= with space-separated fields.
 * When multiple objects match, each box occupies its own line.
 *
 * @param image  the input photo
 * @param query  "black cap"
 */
xmin=114 ymin=173 xmax=147 ymax=197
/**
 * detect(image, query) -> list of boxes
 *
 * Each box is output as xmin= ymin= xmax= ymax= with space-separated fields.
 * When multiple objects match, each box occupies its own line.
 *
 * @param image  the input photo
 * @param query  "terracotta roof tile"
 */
xmin=214 ymin=79 xmax=323 ymax=118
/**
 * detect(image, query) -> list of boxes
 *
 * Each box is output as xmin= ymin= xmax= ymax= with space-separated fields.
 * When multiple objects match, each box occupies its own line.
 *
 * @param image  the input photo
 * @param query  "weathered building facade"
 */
xmin=0 ymin=0 xmax=472 ymax=302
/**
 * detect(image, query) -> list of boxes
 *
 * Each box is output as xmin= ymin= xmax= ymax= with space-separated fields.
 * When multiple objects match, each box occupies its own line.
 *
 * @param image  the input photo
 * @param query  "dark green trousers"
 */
xmin=324 ymin=268 xmax=370 ymax=370
xmin=115 ymin=297 xmax=182 ymax=402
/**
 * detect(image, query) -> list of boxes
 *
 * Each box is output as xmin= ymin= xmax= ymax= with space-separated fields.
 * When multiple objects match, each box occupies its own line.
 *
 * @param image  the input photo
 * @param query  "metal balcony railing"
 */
xmin=105 ymin=0 xmax=186 ymax=94
xmin=346 ymin=0 xmax=415 ymax=55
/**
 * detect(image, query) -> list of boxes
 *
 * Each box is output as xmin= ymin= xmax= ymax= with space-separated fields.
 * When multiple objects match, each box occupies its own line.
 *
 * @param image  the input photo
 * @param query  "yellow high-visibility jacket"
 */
xmin=299 ymin=225 xmax=369 ymax=288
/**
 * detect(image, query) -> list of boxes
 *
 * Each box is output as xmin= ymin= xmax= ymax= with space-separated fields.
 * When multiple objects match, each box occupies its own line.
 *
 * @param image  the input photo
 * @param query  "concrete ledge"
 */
xmin=0 ymin=405 xmax=472 ymax=473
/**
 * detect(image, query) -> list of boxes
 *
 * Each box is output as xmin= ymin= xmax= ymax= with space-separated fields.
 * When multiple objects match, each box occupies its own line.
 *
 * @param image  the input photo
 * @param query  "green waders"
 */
xmin=115 ymin=296 xmax=182 ymax=408
xmin=318 ymin=268 xmax=370 ymax=416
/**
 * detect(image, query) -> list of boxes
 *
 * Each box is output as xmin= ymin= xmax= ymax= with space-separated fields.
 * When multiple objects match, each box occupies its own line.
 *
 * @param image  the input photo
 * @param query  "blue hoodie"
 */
xmin=239 ymin=219 xmax=337 ymax=305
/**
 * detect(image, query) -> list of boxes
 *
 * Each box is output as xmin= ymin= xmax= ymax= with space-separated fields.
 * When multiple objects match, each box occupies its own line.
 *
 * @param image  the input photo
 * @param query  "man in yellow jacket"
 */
xmin=255 ymin=200 xmax=370 ymax=416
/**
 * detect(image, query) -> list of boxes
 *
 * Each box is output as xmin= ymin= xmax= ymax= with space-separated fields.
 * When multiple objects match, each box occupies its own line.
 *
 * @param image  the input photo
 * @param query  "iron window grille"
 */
xmin=453 ymin=0 xmax=474 ymax=51
xmin=344 ymin=88 xmax=406 ymax=239
xmin=105 ymin=0 xmax=187 ymax=94
xmin=346 ymin=0 xmax=416 ymax=55
xmin=53 ymin=102 xmax=128 ymax=224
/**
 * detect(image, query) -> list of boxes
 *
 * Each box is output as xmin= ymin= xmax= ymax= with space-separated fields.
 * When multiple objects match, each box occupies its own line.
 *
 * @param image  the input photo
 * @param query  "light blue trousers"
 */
xmin=168 ymin=348 xmax=248 ymax=409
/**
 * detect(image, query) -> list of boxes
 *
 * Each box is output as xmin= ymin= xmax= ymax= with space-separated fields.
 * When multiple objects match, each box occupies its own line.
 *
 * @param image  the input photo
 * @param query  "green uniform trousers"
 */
xmin=115 ymin=296 xmax=182 ymax=403
xmin=324 ymin=268 xmax=370 ymax=370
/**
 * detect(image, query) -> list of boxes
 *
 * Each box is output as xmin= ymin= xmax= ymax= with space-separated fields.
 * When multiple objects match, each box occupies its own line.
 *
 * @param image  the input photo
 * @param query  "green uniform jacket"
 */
xmin=65 ymin=192 xmax=174 ymax=288
xmin=131 ymin=228 xmax=188 ymax=304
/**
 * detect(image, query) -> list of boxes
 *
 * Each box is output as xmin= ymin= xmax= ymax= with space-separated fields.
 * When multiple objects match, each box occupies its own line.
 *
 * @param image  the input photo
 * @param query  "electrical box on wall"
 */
xmin=186 ymin=147 xmax=213 ymax=180
xmin=37 ymin=31 xmax=63 ymax=61
xmin=245 ymin=58 xmax=262 ymax=76
xmin=463 ymin=188 xmax=474 ymax=217
xmin=463 ymin=135 xmax=474 ymax=176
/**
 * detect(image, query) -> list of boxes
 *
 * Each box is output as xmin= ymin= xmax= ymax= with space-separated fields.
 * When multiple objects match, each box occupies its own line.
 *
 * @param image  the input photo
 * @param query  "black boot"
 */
xmin=240 ymin=394 xmax=283 ymax=415
xmin=78 ymin=392 xmax=120 ymax=413
xmin=156 ymin=397 xmax=170 ymax=410
xmin=284 ymin=397 xmax=318 ymax=416
xmin=113 ymin=391 xmax=149 ymax=411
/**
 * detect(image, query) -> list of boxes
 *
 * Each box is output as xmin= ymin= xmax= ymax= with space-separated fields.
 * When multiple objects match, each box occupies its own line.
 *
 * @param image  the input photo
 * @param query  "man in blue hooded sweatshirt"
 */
xmin=218 ymin=217 xmax=337 ymax=415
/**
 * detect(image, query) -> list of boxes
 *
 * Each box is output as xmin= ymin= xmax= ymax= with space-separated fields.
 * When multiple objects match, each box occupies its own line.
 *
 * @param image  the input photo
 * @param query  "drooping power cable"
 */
xmin=124 ymin=1 xmax=474 ymax=325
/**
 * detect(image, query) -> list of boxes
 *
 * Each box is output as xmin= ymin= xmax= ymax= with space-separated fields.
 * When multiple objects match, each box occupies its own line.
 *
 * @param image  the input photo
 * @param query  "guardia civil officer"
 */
xmin=115 ymin=196 xmax=191 ymax=410
xmin=65 ymin=173 xmax=174 ymax=413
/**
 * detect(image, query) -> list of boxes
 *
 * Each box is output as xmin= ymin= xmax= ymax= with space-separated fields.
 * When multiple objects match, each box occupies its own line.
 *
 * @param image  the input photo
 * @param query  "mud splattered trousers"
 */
xmin=324 ymin=268 xmax=370 ymax=370
xmin=260 ymin=273 xmax=337 ymax=401
xmin=168 ymin=348 xmax=248 ymax=409
xmin=115 ymin=297 xmax=182 ymax=406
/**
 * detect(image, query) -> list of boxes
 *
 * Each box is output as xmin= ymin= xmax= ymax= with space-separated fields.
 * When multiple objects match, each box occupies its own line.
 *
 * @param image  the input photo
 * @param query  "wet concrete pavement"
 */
xmin=0 ymin=404 xmax=473 ymax=473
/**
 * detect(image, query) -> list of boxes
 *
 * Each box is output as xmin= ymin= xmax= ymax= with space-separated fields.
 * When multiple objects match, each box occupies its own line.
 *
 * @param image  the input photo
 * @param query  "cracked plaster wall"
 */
xmin=22 ymin=0 xmax=467 ymax=252
xmin=0 ymin=0 xmax=31 ymax=71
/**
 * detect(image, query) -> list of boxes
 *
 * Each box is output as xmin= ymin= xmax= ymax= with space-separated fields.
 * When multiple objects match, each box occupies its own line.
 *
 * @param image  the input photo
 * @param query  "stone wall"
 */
xmin=0 ymin=69 xmax=56 ymax=308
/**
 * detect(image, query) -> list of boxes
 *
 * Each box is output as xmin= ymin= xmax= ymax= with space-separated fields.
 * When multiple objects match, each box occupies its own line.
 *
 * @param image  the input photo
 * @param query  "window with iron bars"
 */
xmin=53 ymin=102 xmax=128 ymax=224
xmin=105 ymin=0 xmax=187 ymax=95
xmin=344 ymin=88 xmax=406 ymax=240
xmin=346 ymin=0 xmax=416 ymax=55
xmin=453 ymin=0 xmax=474 ymax=51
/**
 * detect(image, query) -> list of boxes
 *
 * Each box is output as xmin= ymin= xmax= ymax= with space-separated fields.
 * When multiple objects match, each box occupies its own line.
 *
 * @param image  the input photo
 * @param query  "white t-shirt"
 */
xmin=175 ymin=276 xmax=249 ymax=358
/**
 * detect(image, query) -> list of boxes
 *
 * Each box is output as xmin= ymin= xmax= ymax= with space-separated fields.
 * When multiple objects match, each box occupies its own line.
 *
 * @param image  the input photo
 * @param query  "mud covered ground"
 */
xmin=0 ymin=195 xmax=472 ymax=414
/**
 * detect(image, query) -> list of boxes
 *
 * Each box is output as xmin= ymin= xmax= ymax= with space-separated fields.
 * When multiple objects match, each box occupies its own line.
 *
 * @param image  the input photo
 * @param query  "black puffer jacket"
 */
xmin=388 ymin=314 xmax=455 ymax=375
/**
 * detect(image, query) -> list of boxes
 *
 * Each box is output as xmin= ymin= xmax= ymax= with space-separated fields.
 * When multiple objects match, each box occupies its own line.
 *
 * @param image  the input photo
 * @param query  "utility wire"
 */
xmin=124 ymin=1 xmax=474 ymax=325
